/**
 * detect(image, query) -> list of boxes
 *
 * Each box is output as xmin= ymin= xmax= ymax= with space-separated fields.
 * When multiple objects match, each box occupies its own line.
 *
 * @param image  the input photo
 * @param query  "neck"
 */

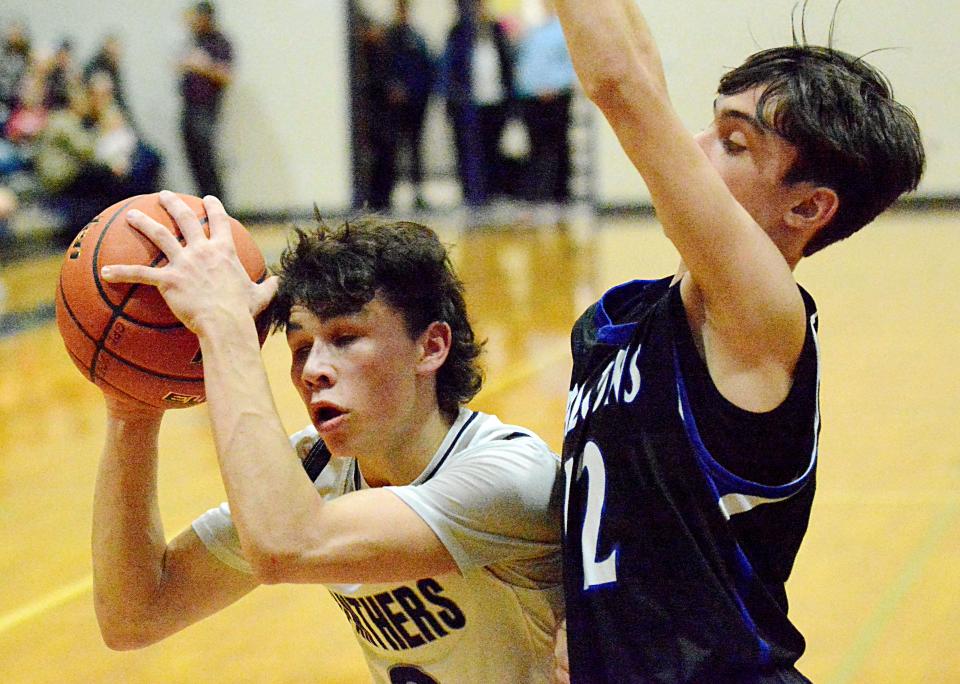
xmin=358 ymin=404 xmax=455 ymax=488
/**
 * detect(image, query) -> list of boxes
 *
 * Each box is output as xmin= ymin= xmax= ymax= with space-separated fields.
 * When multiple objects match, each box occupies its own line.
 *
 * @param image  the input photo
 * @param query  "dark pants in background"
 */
xmin=368 ymin=99 xmax=429 ymax=210
xmin=521 ymin=91 xmax=572 ymax=203
xmin=181 ymin=103 xmax=224 ymax=201
xmin=449 ymin=102 xmax=508 ymax=206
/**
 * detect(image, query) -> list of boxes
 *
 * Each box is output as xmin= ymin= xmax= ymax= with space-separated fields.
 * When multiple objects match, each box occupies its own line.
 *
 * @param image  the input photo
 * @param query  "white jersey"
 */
xmin=193 ymin=408 xmax=564 ymax=684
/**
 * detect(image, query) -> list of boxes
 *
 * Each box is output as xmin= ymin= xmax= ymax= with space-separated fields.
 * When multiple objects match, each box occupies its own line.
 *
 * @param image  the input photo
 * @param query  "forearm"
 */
xmin=197 ymin=313 xmax=323 ymax=579
xmin=91 ymin=410 xmax=167 ymax=643
xmin=554 ymin=0 xmax=667 ymax=101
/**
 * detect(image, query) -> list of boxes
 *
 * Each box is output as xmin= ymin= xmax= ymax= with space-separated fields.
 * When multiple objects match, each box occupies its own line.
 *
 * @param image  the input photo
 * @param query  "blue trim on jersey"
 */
xmin=672 ymin=345 xmax=773 ymax=664
xmin=669 ymin=309 xmax=821 ymax=669
xmin=594 ymin=279 xmax=661 ymax=346
xmin=672 ymin=331 xmax=818 ymax=502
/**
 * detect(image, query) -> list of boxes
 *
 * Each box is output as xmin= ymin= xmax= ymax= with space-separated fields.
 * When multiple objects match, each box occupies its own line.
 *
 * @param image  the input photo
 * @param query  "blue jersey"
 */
xmin=561 ymin=278 xmax=820 ymax=682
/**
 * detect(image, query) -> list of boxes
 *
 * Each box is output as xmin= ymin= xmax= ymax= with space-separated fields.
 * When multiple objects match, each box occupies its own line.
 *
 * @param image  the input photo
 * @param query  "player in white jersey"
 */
xmin=91 ymin=199 xmax=563 ymax=683
xmin=195 ymin=411 xmax=561 ymax=683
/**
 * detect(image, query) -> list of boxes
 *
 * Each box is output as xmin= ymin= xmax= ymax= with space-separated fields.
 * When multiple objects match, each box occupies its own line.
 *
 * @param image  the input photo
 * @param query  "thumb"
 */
xmin=251 ymin=276 xmax=279 ymax=317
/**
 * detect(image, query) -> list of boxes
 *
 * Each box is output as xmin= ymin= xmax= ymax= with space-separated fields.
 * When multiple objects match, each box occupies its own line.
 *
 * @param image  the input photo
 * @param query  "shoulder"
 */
xmin=456 ymin=411 xmax=557 ymax=467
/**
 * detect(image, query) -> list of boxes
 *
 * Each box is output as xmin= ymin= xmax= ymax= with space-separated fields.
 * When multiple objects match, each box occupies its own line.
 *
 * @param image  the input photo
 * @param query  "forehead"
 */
xmin=286 ymin=296 xmax=403 ymax=333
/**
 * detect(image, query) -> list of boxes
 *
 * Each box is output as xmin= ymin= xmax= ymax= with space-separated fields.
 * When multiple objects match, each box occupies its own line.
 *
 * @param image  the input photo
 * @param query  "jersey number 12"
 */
xmin=564 ymin=441 xmax=618 ymax=589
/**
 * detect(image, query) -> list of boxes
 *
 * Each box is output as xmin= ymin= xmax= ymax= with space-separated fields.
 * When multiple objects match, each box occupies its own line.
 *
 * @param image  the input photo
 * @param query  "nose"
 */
xmin=300 ymin=345 xmax=336 ymax=391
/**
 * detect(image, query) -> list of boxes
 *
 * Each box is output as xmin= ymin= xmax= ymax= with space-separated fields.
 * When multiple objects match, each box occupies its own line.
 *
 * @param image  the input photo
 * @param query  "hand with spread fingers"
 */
xmin=100 ymin=190 xmax=277 ymax=336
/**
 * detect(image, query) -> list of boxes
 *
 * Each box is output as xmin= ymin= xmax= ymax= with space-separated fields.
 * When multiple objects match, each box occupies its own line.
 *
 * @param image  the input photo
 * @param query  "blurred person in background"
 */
xmin=0 ymin=20 xmax=32 ymax=129
xmin=84 ymin=34 xmax=137 ymax=132
xmin=37 ymin=71 xmax=159 ymax=245
xmin=440 ymin=0 xmax=515 ymax=207
xmin=43 ymin=39 xmax=79 ymax=110
xmin=366 ymin=0 xmax=435 ymax=211
xmin=514 ymin=3 xmax=575 ymax=207
xmin=177 ymin=0 xmax=233 ymax=201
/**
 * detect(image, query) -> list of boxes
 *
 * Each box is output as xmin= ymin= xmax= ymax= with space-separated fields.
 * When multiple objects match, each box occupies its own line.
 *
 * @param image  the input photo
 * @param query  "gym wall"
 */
xmin=4 ymin=1 xmax=954 ymax=214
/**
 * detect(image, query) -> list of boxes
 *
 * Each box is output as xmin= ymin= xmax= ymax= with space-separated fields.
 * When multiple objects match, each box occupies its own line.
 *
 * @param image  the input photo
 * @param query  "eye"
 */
xmin=721 ymin=136 xmax=746 ymax=154
xmin=291 ymin=344 xmax=311 ymax=365
xmin=333 ymin=334 xmax=359 ymax=348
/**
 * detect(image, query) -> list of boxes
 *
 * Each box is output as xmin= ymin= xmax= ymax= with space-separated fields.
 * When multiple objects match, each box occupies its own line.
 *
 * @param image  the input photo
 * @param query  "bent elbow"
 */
xmin=97 ymin=618 xmax=159 ymax=651
xmin=247 ymin=546 xmax=299 ymax=585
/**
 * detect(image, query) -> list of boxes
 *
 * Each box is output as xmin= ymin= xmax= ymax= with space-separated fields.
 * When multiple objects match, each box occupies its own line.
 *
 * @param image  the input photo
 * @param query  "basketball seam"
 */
xmin=88 ymin=206 xmax=214 ymax=375
xmin=89 ymin=195 xmax=148 ymax=381
xmin=59 ymin=272 xmax=205 ymax=383
xmin=64 ymin=346 xmax=180 ymax=407
xmin=57 ymin=274 xmax=101 ymax=347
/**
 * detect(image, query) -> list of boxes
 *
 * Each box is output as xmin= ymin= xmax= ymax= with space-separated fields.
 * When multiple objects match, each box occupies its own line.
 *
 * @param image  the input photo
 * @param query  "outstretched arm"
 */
xmin=92 ymin=398 xmax=258 ymax=649
xmin=555 ymin=0 xmax=809 ymax=410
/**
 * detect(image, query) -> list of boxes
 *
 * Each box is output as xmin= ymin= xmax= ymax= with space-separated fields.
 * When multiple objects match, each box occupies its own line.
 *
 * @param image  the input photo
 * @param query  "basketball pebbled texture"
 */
xmin=55 ymin=193 xmax=268 ymax=409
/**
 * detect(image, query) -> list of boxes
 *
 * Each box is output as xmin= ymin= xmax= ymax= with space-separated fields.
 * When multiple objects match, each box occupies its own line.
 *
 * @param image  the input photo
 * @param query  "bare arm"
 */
xmin=555 ymin=0 xmax=808 ymax=410
xmin=102 ymin=192 xmax=458 ymax=587
xmin=92 ymin=399 xmax=258 ymax=649
xmin=197 ymin=312 xmax=456 ymax=585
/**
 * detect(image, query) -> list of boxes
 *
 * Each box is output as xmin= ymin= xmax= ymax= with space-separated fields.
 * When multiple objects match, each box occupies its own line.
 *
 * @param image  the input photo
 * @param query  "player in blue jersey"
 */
xmin=92 ymin=198 xmax=563 ymax=683
xmin=551 ymin=1 xmax=924 ymax=682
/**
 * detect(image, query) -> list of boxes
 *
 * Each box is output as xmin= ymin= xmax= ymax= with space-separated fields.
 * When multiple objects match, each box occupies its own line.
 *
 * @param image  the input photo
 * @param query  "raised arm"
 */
xmin=555 ymin=0 xmax=811 ymax=410
xmin=91 ymin=398 xmax=258 ymax=649
xmin=101 ymin=192 xmax=459 ymax=587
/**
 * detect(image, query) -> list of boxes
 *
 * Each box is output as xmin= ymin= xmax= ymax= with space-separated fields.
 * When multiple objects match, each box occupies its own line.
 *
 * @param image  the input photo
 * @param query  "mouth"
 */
xmin=311 ymin=402 xmax=348 ymax=431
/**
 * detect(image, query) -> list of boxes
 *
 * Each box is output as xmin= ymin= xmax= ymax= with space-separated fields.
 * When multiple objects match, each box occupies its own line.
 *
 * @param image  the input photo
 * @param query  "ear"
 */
xmin=416 ymin=321 xmax=452 ymax=375
xmin=785 ymin=186 xmax=839 ymax=234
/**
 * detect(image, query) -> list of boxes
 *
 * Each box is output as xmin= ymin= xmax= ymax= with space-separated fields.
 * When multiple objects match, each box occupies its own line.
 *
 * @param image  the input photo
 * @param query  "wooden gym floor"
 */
xmin=0 ymin=209 xmax=957 ymax=683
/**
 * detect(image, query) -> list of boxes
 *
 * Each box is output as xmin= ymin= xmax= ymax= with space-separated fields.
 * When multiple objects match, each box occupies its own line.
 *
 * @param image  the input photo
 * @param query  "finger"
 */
xmin=202 ymin=195 xmax=234 ymax=245
xmin=101 ymin=263 xmax=169 ymax=288
xmin=251 ymin=275 xmax=279 ymax=317
xmin=126 ymin=209 xmax=182 ymax=256
xmin=158 ymin=190 xmax=205 ymax=243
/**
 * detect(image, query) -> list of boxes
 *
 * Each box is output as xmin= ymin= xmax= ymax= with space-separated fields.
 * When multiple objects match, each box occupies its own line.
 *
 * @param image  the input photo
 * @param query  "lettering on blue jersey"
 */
xmin=329 ymin=579 xmax=466 ymax=651
xmin=564 ymin=343 xmax=642 ymax=435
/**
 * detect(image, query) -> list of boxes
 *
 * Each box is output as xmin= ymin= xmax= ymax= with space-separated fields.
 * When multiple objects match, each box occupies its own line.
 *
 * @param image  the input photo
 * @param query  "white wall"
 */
xmin=595 ymin=0 xmax=958 ymax=205
xmin=4 ymin=1 xmax=956 ymax=213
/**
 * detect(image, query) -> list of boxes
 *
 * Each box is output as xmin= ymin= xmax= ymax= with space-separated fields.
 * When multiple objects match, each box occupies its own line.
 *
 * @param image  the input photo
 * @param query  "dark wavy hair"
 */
xmin=267 ymin=216 xmax=483 ymax=419
xmin=718 ymin=4 xmax=924 ymax=255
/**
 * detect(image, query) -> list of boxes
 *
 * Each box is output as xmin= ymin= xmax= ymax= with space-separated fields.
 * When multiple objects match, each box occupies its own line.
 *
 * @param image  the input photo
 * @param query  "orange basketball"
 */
xmin=55 ymin=193 xmax=268 ymax=409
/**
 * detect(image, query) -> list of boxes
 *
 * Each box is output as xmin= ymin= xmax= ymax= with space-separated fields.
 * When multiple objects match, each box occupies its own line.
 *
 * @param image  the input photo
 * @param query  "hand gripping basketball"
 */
xmin=55 ymin=191 xmax=274 ymax=409
xmin=101 ymin=192 xmax=278 ymax=335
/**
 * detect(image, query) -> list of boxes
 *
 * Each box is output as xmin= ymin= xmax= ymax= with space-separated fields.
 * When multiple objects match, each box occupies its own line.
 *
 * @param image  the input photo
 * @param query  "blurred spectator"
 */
xmin=37 ymin=72 xmax=160 ymax=244
xmin=0 ymin=21 xmax=31 ymax=127
xmin=366 ymin=0 xmax=435 ymax=211
xmin=439 ymin=0 xmax=515 ymax=206
xmin=43 ymin=39 xmax=80 ymax=110
xmin=84 ymin=35 xmax=137 ymax=131
xmin=178 ymin=0 xmax=233 ymax=201
xmin=514 ymin=6 xmax=575 ymax=204
xmin=4 ymin=68 xmax=46 ymax=144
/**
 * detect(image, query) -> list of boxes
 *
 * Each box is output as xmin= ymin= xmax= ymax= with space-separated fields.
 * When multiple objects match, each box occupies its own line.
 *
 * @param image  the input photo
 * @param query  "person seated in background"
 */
xmin=0 ymin=20 xmax=32 ymax=129
xmin=83 ymin=34 xmax=137 ymax=132
xmin=37 ymin=71 xmax=159 ymax=245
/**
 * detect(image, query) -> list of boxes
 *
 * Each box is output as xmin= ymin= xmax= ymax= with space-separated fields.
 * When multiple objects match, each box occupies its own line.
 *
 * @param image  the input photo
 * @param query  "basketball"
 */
xmin=55 ymin=193 xmax=269 ymax=409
